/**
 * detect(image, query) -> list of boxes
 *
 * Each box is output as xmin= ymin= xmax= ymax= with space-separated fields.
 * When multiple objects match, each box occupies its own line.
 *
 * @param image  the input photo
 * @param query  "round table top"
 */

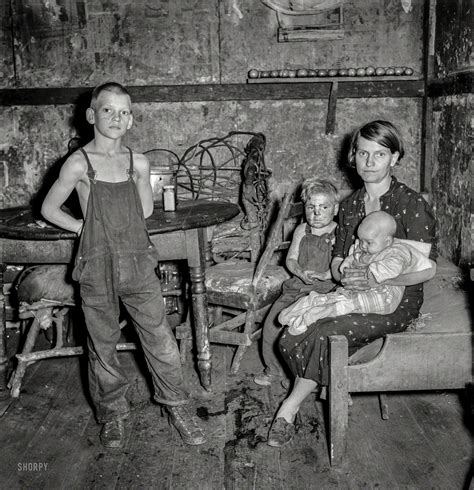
xmin=0 ymin=199 xmax=240 ymax=241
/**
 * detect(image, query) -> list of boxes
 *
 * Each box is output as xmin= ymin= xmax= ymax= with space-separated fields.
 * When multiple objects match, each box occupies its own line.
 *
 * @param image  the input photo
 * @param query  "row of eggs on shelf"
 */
xmin=248 ymin=67 xmax=414 ymax=78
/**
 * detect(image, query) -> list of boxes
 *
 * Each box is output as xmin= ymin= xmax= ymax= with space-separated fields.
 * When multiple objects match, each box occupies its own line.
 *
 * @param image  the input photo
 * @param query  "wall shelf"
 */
xmin=0 ymin=79 xmax=426 ymax=107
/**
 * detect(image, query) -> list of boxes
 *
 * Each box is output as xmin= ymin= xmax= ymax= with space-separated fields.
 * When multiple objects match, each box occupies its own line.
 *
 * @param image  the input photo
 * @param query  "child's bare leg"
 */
xmin=274 ymin=376 xmax=317 ymax=423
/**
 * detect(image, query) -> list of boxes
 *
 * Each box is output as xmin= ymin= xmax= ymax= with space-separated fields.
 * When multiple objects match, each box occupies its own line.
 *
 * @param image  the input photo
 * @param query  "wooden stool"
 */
xmin=7 ymin=265 xmax=136 ymax=398
xmin=8 ymin=298 xmax=133 ymax=397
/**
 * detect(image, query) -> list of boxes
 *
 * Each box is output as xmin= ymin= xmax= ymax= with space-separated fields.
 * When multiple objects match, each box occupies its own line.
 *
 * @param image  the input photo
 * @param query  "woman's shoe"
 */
xmin=267 ymin=417 xmax=295 ymax=447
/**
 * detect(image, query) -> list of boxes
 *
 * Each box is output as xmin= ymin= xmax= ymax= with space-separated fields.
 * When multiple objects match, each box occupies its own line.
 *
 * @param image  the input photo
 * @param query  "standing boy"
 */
xmin=41 ymin=82 xmax=206 ymax=448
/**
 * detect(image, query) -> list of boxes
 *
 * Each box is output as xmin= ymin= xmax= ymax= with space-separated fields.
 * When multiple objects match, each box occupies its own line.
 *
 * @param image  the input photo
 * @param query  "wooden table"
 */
xmin=0 ymin=199 xmax=240 ymax=391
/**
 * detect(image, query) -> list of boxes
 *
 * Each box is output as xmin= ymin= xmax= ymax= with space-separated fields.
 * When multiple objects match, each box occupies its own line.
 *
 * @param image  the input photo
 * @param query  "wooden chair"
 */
xmin=327 ymin=257 xmax=473 ymax=466
xmin=176 ymin=188 xmax=302 ymax=373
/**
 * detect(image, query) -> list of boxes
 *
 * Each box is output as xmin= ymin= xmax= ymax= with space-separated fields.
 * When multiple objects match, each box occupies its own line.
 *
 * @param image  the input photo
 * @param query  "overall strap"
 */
xmin=126 ymin=147 xmax=134 ymax=180
xmin=79 ymin=148 xmax=97 ymax=182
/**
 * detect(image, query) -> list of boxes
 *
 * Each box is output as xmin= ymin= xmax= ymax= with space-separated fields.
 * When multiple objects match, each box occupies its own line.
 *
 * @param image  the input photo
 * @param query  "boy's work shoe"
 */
xmin=100 ymin=418 xmax=125 ymax=448
xmin=267 ymin=417 xmax=296 ymax=447
xmin=167 ymin=405 xmax=207 ymax=446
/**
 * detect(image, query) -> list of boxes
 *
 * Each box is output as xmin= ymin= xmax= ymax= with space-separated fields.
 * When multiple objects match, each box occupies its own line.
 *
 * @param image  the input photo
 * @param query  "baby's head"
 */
xmin=301 ymin=178 xmax=339 ymax=229
xmin=357 ymin=211 xmax=397 ymax=255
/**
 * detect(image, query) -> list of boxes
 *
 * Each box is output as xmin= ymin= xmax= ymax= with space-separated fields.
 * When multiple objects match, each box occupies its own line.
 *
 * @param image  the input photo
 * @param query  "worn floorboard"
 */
xmin=0 ymin=329 xmax=471 ymax=489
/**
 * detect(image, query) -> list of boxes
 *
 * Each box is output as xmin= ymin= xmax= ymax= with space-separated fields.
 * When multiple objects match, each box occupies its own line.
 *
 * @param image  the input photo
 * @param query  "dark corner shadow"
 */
xmin=29 ymin=90 xmax=94 ymax=219
xmin=337 ymin=132 xmax=363 ymax=190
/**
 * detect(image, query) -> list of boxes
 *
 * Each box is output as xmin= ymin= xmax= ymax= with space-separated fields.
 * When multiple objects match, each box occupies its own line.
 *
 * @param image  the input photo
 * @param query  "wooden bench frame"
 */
xmin=328 ymin=331 xmax=472 ymax=466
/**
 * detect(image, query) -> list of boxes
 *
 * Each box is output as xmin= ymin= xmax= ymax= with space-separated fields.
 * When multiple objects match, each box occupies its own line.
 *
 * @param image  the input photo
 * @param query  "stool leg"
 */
xmin=8 ymin=317 xmax=42 ymax=398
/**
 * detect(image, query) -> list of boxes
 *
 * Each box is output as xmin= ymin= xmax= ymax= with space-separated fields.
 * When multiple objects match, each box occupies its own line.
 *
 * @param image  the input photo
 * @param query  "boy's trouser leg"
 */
xmin=261 ymin=293 xmax=298 ymax=376
xmin=119 ymin=254 xmax=188 ymax=406
xmin=82 ymin=295 xmax=131 ymax=424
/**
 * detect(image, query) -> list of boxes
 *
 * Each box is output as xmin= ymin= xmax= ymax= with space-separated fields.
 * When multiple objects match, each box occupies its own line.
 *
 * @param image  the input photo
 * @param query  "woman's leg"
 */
xmin=267 ymin=376 xmax=317 ymax=447
xmin=274 ymin=376 xmax=317 ymax=423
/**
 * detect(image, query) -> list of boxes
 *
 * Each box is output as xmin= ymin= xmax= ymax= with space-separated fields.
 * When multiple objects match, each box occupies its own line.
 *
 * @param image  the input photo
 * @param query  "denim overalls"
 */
xmin=72 ymin=147 xmax=187 ymax=423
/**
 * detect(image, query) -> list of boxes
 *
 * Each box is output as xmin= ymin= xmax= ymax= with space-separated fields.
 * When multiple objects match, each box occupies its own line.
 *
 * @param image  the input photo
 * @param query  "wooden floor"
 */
xmin=0 ymin=328 xmax=472 ymax=489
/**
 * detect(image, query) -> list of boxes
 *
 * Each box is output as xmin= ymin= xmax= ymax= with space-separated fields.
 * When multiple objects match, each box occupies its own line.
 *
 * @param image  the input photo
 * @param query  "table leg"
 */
xmin=189 ymin=265 xmax=211 ymax=390
xmin=0 ymin=265 xmax=8 ymax=391
xmin=184 ymin=227 xmax=212 ymax=390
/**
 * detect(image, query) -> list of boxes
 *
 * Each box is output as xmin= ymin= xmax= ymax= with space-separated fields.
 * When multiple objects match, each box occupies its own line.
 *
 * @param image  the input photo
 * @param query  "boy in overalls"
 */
xmin=41 ymin=82 xmax=206 ymax=448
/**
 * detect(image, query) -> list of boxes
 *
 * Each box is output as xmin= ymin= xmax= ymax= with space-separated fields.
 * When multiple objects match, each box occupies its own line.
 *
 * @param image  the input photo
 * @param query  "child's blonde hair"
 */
xmin=301 ymin=178 xmax=338 ymax=205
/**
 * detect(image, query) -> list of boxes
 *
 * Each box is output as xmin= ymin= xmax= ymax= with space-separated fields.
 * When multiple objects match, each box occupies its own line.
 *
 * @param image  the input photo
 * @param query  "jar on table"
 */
xmin=163 ymin=185 xmax=176 ymax=211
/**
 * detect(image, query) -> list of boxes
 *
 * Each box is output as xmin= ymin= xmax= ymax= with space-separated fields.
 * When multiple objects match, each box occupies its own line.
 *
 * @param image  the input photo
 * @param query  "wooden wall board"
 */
xmin=0 ymin=1 xmax=14 ymax=87
xmin=434 ymin=0 xmax=473 ymax=78
xmin=429 ymin=93 xmax=473 ymax=267
xmin=0 ymin=79 xmax=426 ymax=106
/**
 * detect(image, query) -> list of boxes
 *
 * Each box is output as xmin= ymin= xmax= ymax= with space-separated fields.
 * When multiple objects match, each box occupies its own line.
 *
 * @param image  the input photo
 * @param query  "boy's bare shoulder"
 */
xmin=132 ymin=150 xmax=149 ymax=166
xmin=131 ymin=151 xmax=150 ymax=175
xmin=64 ymin=150 xmax=88 ymax=176
xmin=293 ymin=222 xmax=307 ymax=235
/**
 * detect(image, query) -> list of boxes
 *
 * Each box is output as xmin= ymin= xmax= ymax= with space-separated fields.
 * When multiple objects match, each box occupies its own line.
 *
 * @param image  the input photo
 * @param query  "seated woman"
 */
xmin=267 ymin=120 xmax=437 ymax=447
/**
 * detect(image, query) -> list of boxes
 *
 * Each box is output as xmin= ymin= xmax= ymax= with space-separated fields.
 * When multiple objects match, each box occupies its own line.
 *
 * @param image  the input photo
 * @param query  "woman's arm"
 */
xmin=382 ymin=259 xmax=437 ymax=285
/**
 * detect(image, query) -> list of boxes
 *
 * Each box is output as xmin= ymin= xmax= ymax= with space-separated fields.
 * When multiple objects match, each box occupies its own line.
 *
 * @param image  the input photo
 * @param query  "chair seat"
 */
xmin=205 ymin=260 xmax=290 ymax=309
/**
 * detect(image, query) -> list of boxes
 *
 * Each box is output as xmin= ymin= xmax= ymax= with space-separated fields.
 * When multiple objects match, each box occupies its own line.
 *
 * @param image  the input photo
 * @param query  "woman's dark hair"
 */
xmin=347 ymin=120 xmax=405 ymax=167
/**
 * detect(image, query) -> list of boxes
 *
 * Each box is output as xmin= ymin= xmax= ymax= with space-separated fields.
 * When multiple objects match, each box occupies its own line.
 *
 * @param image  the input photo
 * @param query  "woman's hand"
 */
xmin=306 ymin=270 xmax=331 ymax=282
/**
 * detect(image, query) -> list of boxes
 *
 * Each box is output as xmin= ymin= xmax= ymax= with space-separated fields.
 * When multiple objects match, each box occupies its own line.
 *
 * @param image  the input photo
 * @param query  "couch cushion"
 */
xmin=350 ymin=257 xmax=471 ymax=365
xmin=408 ymin=257 xmax=471 ymax=333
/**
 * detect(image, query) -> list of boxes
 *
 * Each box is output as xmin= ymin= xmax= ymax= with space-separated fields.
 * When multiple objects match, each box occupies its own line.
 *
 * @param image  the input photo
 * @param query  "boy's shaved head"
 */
xmin=90 ymin=82 xmax=131 ymax=110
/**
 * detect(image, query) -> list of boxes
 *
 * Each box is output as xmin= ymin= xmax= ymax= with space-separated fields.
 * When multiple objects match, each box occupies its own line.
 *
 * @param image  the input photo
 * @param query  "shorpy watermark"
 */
xmin=17 ymin=462 xmax=49 ymax=472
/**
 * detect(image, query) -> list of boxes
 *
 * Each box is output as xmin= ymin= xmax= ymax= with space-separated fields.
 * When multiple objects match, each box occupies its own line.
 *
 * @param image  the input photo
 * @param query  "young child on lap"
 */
xmin=279 ymin=211 xmax=432 ymax=335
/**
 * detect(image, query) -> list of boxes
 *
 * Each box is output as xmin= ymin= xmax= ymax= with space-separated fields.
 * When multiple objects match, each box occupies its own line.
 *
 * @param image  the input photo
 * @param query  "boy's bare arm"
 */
xmin=285 ymin=224 xmax=311 ymax=282
xmin=41 ymin=154 xmax=86 ymax=234
xmin=134 ymin=153 xmax=154 ymax=218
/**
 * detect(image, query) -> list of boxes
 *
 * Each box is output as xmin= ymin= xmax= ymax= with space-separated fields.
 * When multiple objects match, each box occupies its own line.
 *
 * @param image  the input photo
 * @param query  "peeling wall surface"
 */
xmin=434 ymin=0 xmax=473 ymax=77
xmin=430 ymin=95 xmax=473 ymax=267
xmin=429 ymin=1 xmax=473 ymax=267
xmin=2 ymin=0 xmax=424 ymax=87
xmin=2 ymin=0 xmax=424 ymax=211
xmin=221 ymin=0 xmax=424 ymax=82
xmin=0 ymin=97 xmax=422 ymax=208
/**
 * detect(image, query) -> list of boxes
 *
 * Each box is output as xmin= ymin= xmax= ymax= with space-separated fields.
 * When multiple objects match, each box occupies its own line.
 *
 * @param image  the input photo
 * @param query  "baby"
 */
xmin=279 ymin=210 xmax=432 ymax=335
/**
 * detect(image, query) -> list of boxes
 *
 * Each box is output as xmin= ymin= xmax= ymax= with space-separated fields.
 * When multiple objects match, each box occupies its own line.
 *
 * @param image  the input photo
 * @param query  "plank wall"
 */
xmin=429 ymin=0 xmax=472 ymax=267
